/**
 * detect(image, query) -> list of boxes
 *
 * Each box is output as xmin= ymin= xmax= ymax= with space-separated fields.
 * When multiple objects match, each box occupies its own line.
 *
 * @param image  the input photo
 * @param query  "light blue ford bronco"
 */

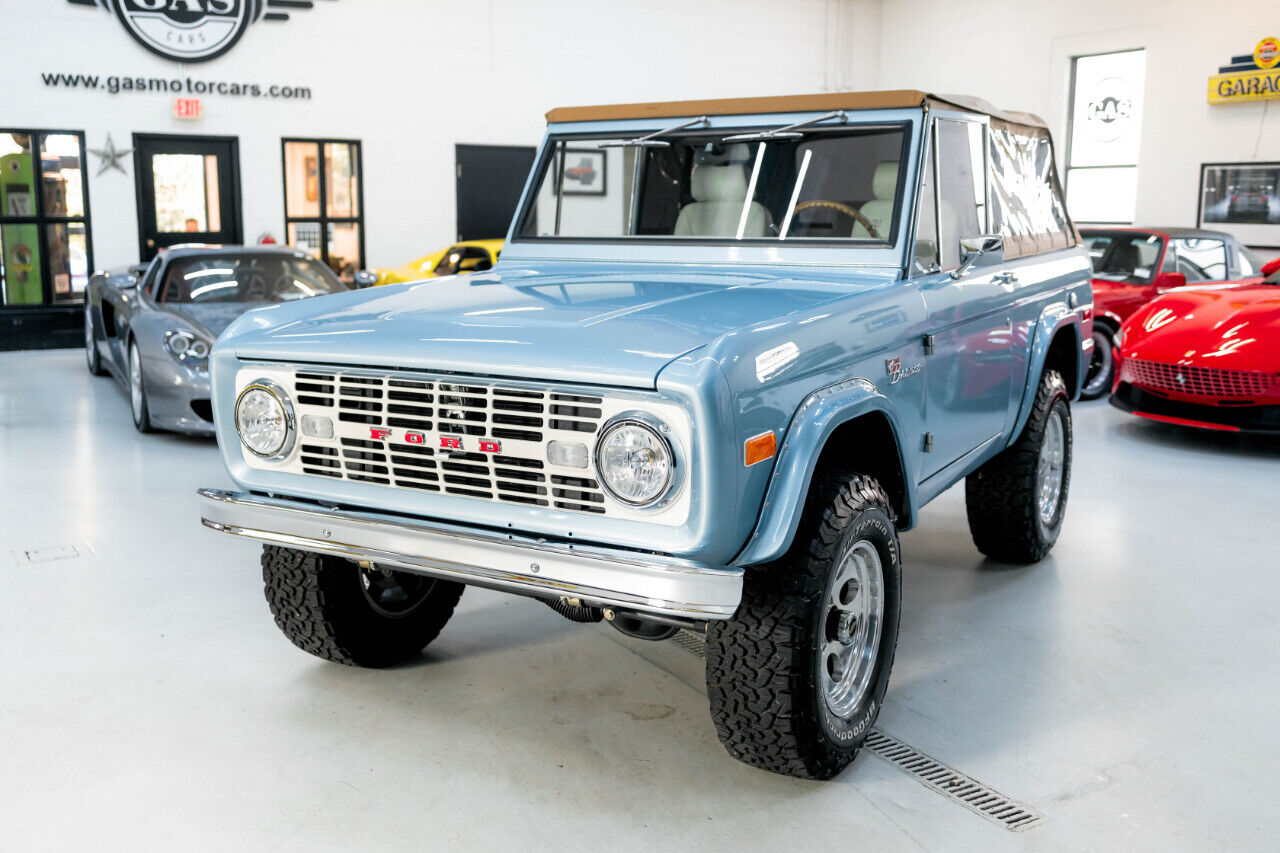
xmin=200 ymin=90 xmax=1091 ymax=779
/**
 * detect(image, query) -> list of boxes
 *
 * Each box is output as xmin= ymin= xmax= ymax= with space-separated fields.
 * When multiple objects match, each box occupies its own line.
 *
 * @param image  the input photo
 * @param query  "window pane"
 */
xmin=1069 ymin=49 xmax=1146 ymax=168
xmin=325 ymin=142 xmax=359 ymax=218
xmin=1066 ymin=166 xmax=1137 ymax=223
xmin=1 ymin=223 xmax=44 ymax=305
xmin=936 ymin=119 xmax=984 ymax=269
xmin=39 ymin=134 xmax=85 ymax=218
xmin=1084 ymin=231 xmax=1162 ymax=283
xmin=1169 ymin=238 xmax=1228 ymax=282
xmin=287 ymin=221 xmax=322 ymax=255
xmin=284 ymin=141 xmax=320 ymax=218
xmin=326 ymin=221 xmax=361 ymax=281
xmin=1 ymin=133 xmax=38 ymax=217
xmin=152 ymin=153 xmax=220 ymax=233
xmin=45 ymin=222 xmax=88 ymax=302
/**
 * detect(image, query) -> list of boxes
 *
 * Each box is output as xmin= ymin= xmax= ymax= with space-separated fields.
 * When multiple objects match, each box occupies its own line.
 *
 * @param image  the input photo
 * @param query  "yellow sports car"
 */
xmin=355 ymin=239 xmax=503 ymax=287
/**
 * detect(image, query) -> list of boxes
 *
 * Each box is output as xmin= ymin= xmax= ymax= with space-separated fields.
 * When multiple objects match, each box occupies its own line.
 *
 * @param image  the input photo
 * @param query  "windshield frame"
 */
xmin=508 ymin=113 xmax=917 ymax=259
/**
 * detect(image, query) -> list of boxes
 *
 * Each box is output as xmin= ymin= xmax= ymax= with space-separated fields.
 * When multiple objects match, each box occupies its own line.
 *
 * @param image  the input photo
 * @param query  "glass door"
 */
xmin=134 ymin=134 xmax=242 ymax=261
xmin=282 ymin=138 xmax=364 ymax=283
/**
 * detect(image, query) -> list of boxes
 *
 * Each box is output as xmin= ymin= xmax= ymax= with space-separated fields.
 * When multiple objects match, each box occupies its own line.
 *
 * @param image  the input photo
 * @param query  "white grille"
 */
xmin=234 ymin=364 xmax=692 ymax=525
xmin=291 ymin=369 xmax=608 ymax=513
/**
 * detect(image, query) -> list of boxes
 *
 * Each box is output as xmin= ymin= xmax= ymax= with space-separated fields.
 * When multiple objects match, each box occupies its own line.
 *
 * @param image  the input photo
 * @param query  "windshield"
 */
xmin=1082 ymin=231 xmax=1163 ymax=283
xmin=518 ymin=124 xmax=907 ymax=243
xmin=157 ymin=253 xmax=347 ymax=304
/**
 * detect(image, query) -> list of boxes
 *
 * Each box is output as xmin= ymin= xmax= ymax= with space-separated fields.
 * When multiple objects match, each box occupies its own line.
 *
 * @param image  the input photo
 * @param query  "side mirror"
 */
xmin=353 ymin=270 xmax=380 ymax=289
xmin=1261 ymin=257 xmax=1280 ymax=278
xmin=951 ymin=234 xmax=1004 ymax=279
xmin=1152 ymin=271 xmax=1186 ymax=292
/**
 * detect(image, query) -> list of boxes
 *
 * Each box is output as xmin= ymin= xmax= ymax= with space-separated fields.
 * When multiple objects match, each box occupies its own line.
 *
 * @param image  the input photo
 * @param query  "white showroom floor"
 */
xmin=2 ymin=348 xmax=1278 ymax=850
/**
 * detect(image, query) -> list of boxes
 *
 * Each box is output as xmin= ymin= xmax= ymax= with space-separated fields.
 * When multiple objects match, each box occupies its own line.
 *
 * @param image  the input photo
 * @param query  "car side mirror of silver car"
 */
xmin=951 ymin=234 xmax=1004 ymax=279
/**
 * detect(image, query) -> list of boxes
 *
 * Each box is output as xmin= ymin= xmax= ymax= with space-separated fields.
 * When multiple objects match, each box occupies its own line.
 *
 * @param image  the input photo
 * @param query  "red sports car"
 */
xmin=1109 ymin=257 xmax=1280 ymax=432
xmin=1079 ymin=227 xmax=1266 ymax=399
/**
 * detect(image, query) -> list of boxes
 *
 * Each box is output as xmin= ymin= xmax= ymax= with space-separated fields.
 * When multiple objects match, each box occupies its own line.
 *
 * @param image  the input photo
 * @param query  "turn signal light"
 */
xmin=744 ymin=431 xmax=777 ymax=466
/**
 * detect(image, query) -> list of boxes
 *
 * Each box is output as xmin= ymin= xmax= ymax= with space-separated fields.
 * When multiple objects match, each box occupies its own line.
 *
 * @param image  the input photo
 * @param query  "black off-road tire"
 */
xmin=261 ymin=545 xmax=464 ymax=668
xmin=705 ymin=474 xmax=902 ymax=780
xmin=965 ymin=370 xmax=1072 ymax=563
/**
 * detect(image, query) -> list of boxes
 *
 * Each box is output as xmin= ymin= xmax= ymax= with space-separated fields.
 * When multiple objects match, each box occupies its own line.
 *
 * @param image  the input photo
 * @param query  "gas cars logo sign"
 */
xmin=66 ymin=0 xmax=332 ymax=63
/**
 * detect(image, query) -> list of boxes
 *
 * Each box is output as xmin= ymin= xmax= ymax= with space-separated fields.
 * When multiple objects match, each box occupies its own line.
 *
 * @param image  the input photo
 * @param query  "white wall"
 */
xmin=864 ymin=0 xmax=1280 ymax=231
xmin=0 ymin=0 xmax=830 ymax=270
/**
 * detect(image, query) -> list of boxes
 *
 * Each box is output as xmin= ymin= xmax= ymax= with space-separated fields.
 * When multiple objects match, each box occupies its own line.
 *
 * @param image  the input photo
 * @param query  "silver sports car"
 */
xmin=84 ymin=245 xmax=348 ymax=434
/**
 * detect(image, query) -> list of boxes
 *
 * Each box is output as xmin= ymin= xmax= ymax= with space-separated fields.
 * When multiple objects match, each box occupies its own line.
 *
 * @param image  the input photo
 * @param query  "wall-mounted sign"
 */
xmin=88 ymin=135 xmax=133 ymax=176
xmin=65 ymin=0 xmax=336 ymax=64
xmin=173 ymin=97 xmax=203 ymax=120
xmin=1209 ymin=38 xmax=1280 ymax=104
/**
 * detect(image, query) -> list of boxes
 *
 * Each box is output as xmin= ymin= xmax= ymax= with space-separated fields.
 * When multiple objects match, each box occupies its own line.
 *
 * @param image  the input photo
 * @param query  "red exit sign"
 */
xmin=173 ymin=98 xmax=202 ymax=120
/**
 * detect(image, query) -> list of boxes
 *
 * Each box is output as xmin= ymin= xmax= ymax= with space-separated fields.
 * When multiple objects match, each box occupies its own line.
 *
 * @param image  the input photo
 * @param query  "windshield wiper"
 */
xmin=598 ymin=116 xmax=709 ymax=149
xmin=722 ymin=110 xmax=849 ymax=143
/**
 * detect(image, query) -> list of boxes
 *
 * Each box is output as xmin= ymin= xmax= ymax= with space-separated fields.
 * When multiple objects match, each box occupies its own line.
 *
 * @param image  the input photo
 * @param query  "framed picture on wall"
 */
xmin=1198 ymin=162 xmax=1280 ymax=248
xmin=558 ymin=148 xmax=606 ymax=196
xmin=304 ymin=155 xmax=319 ymax=202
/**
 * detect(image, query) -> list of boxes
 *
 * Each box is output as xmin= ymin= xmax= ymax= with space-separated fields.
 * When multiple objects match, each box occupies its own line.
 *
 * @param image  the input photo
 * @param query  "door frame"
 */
xmin=132 ymin=132 xmax=243 ymax=261
xmin=279 ymin=137 xmax=366 ymax=276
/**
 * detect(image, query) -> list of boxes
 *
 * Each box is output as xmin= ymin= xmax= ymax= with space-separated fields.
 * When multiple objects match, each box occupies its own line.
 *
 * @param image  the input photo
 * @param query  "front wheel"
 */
xmin=706 ymin=474 xmax=901 ymax=779
xmin=84 ymin=303 xmax=106 ymax=376
xmin=261 ymin=545 xmax=464 ymax=668
xmin=1079 ymin=327 xmax=1115 ymax=400
xmin=965 ymin=369 xmax=1072 ymax=563
xmin=128 ymin=340 xmax=152 ymax=432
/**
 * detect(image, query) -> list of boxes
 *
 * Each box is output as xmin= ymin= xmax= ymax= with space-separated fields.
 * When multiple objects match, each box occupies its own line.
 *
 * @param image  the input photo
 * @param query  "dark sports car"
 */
xmin=84 ymin=246 xmax=347 ymax=434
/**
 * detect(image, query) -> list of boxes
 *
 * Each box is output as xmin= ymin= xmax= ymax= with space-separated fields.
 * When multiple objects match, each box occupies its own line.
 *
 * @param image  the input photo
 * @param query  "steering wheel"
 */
xmin=792 ymin=199 xmax=882 ymax=241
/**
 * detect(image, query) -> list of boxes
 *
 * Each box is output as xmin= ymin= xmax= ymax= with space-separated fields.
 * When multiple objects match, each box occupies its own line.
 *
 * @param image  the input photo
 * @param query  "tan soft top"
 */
xmin=546 ymin=89 xmax=1047 ymax=130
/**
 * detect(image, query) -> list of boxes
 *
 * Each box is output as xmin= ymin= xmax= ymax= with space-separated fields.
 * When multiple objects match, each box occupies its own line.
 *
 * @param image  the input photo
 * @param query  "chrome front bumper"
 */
xmin=197 ymin=489 xmax=743 ymax=619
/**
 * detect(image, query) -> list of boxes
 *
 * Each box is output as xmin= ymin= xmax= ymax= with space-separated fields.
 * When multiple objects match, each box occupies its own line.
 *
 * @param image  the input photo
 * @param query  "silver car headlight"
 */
xmin=235 ymin=380 xmax=295 ymax=459
xmin=594 ymin=416 xmax=675 ymax=507
xmin=165 ymin=329 xmax=210 ymax=368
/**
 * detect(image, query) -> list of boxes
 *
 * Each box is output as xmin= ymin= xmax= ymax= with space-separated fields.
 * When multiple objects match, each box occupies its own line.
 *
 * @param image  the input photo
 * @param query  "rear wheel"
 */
xmin=128 ymin=340 xmax=152 ymax=432
xmin=261 ymin=545 xmax=464 ymax=668
xmin=1080 ymin=327 xmax=1115 ymax=400
xmin=965 ymin=370 xmax=1072 ymax=563
xmin=706 ymin=473 xmax=901 ymax=779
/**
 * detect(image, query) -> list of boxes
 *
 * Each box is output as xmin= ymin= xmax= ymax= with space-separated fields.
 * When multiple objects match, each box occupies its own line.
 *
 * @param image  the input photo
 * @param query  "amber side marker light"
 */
xmin=744 ymin=431 xmax=777 ymax=466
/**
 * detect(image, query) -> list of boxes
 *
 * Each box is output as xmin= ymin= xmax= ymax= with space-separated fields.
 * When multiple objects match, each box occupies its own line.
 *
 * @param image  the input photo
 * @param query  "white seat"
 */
xmin=852 ymin=161 xmax=899 ymax=239
xmin=674 ymin=163 xmax=770 ymax=238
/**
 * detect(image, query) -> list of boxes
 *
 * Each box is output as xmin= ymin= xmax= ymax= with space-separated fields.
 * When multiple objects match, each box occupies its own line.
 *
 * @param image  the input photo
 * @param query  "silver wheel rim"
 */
xmin=820 ymin=539 xmax=884 ymax=719
xmin=1037 ymin=409 xmax=1065 ymax=525
xmin=1082 ymin=331 xmax=1113 ymax=396
xmin=129 ymin=344 xmax=144 ymax=422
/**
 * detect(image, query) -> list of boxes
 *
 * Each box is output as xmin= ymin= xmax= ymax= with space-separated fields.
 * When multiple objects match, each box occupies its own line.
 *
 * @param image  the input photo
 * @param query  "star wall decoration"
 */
xmin=89 ymin=135 xmax=133 ymax=177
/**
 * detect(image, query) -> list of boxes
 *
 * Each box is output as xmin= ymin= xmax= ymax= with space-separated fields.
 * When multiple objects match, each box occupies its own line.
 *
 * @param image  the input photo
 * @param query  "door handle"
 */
xmin=147 ymin=238 xmax=156 ymax=248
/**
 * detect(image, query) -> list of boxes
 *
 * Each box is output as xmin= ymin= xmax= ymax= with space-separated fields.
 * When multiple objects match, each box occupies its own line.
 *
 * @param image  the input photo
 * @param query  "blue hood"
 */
xmin=223 ymin=264 xmax=897 ymax=388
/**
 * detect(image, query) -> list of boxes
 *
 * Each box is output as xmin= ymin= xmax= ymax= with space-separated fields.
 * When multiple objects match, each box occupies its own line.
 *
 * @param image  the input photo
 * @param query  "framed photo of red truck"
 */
xmin=1198 ymin=161 xmax=1280 ymax=248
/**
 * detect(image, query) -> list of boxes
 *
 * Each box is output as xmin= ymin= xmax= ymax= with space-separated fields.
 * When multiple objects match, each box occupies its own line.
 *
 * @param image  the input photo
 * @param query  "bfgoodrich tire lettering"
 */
xmin=965 ymin=369 xmax=1072 ymax=563
xmin=705 ymin=474 xmax=901 ymax=780
xmin=261 ymin=545 xmax=464 ymax=668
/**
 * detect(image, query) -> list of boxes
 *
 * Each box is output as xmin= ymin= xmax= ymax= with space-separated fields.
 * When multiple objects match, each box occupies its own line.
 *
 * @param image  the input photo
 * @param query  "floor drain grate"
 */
xmin=670 ymin=629 xmax=707 ymax=657
xmin=864 ymin=730 xmax=1045 ymax=832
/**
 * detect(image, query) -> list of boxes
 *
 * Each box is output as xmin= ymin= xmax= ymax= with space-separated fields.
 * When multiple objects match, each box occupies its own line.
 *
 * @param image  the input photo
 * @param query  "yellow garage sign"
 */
xmin=1210 ymin=38 xmax=1280 ymax=104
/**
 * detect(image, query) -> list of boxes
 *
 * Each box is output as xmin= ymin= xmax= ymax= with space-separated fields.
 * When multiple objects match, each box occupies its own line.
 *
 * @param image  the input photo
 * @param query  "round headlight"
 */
xmin=594 ymin=418 xmax=674 ymax=507
xmin=235 ymin=381 xmax=294 ymax=458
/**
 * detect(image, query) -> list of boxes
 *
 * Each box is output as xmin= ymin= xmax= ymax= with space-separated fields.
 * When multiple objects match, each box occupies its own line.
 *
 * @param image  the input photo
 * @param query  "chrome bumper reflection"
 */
xmin=197 ymin=488 xmax=742 ymax=619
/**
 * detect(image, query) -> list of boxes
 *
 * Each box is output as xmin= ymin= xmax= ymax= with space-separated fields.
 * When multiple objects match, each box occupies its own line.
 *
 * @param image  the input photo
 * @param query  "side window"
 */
xmin=141 ymin=262 xmax=161 ymax=298
xmin=1169 ymin=238 xmax=1228 ymax=282
xmin=912 ymin=141 xmax=939 ymax=273
xmin=433 ymin=246 xmax=463 ymax=276
xmin=935 ymin=119 xmax=986 ymax=270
